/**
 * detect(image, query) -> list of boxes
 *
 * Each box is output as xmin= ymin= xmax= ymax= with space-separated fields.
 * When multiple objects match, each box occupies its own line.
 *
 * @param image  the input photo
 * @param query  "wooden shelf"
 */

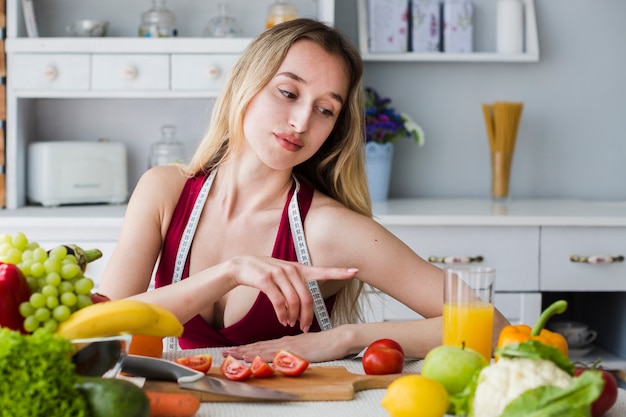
xmin=357 ymin=0 xmax=540 ymax=63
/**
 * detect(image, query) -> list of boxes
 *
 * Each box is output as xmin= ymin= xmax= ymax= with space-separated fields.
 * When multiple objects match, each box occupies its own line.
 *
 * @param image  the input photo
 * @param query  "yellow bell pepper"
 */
xmin=497 ymin=300 xmax=569 ymax=356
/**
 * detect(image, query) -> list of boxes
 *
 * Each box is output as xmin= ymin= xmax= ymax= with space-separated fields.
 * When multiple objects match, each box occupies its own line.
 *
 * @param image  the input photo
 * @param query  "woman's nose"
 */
xmin=289 ymin=103 xmax=312 ymax=133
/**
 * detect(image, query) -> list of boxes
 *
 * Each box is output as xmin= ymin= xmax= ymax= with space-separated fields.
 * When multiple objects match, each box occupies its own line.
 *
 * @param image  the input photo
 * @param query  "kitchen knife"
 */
xmin=122 ymin=354 xmax=299 ymax=400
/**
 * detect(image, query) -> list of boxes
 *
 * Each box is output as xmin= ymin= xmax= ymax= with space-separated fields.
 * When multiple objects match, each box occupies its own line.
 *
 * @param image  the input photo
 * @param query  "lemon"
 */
xmin=381 ymin=374 xmax=450 ymax=417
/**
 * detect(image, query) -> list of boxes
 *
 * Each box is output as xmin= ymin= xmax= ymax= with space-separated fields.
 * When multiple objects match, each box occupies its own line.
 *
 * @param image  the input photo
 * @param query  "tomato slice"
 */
xmin=272 ymin=350 xmax=309 ymax=377
xmin=175 ymin=354 xmax=213 ymax=373
xmin=250 ymin=355 xmax=275 ymax=378
xmin=220 ymin=355 xmax=252 ymax=381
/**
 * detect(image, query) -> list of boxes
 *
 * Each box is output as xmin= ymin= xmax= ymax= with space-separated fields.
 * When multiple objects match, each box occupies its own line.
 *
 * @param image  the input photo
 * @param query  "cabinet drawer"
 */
xmin=11 ymin=54 xmax=90 ymax=90
xmin=540 ymin=227 xmax=626 ymax=291
xmin=92 ymin=54 xmax=169 ymax=91
xmin=171 ymin=54 xmax=238 ymax=91
xmin=384 ymin=225 xmax=540 ymax=291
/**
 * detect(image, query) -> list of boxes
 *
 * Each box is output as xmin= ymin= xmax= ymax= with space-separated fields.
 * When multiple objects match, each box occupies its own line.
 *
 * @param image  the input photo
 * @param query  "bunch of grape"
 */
xmin=0 ymin=232 xmax=96 ymax=334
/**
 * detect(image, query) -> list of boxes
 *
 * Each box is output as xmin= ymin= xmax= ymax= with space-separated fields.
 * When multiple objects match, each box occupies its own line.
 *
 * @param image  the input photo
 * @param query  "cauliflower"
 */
xmin=472 ymin=357 xmax=573 ymax=417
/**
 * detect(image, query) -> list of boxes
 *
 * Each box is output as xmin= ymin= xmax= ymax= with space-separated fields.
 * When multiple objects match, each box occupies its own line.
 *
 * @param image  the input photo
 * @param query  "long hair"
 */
xmin=185 ymin=19 xmax=371 ymax=325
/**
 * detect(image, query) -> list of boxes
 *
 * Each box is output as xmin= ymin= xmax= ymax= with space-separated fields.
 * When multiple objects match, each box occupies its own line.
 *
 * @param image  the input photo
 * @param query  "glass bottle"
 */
xmin=139 ymin=0 xmax=177 ymax=38
xmin=266 ymin=1 xmax=298 ymax=29
xmin=149 ymin=125 xmax=187 ymax=168
xmin=203 ymin=3 xmax=242 ymax=38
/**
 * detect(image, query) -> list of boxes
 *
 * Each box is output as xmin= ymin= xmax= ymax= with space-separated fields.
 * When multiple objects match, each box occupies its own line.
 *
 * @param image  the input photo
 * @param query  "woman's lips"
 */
xmin=275 ymin=133 xmax=303 ymax=152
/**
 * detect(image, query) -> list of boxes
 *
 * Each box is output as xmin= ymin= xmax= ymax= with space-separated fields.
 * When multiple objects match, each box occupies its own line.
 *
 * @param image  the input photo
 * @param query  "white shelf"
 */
xmin=356 ymin=0 xmax=540 ymax=63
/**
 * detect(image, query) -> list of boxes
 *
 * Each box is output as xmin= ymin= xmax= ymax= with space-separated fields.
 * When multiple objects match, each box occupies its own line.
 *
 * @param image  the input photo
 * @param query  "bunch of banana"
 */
xmin=55 ymin=299 xmax=184 ymax=340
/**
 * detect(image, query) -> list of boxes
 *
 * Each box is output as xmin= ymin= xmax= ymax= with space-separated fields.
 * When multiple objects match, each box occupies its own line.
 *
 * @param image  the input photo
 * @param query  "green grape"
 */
xmin=76 ymin=294 xmax=93 ymax=309
xmin=26 ymin=241 xmax=40 ymax=250
xmin=23 ymin=316 xmax=40 ymax=333
xmin=30 ymin=262 xmax=46 ymax=278
xmin=26 ymin=276 xmax=39 ymax=292
xmin=11 ymin=232 xmax=29 ymax=250
xmin=41 ymin=284 xmax=59 ymax=297
xmin=60 ymin=292 xmax=77 ymax=307
xmin=62 ymin=255 xmax=78 ymax=265
xmin=18 ymin=260 xmax=33 ymax=276
xmin=29 ymin=293 xmax=46 ymax=309
xmin=48 ymin=245 xmax=67 ymax=260
xmin=19 ymin=301 xmax=35 ymax=318
xmin=45 ymin=272 xmax=62 ymax=286
xmin=21 ymin=249 xmax=34 ymax=260
xmin=59 ymin=281 xmax=74 ymax=294
xmin=6 ymin=248 xmax=23 ymax=265
xmin=52 ymin=305 xmax=71 ymax=322
xmin=0 ymin=233 xmax=11 ymax=244
xmin=60 ymin=263 xmax=80 ymax=280
xmin=42 ymin=319 xmax=58 ymax=333
xmin=32 ymin=247 xmax=48 ymax=263
xmin=34 ymin=307 xmax=51 ymax=322
xmin=46 ymin=296 xmax=59 ymax=309
xmin=74 ymin=278 xmax=94 ymax=295
xmin=43 ymin=258 xmax=61 ymax=274
xmin=0 ymin=243 xmax=11 ymax=257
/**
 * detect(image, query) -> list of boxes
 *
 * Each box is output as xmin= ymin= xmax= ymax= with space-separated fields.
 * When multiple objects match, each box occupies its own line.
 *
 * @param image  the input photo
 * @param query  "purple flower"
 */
xmin=364 ymin=87 xmax=423 ymax=144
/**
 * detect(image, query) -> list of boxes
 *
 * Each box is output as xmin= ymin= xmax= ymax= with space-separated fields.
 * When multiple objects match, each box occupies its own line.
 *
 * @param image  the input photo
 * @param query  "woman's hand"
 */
xmin=222 ymin=327 xmax=356 ymax=363
xmin=224 ymin=256 xmax=358 ymax=333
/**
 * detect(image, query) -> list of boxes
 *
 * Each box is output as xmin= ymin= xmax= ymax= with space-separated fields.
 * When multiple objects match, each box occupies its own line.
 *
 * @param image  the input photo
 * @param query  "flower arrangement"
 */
xmin=365 ymin=87 xmax=425 ymax=146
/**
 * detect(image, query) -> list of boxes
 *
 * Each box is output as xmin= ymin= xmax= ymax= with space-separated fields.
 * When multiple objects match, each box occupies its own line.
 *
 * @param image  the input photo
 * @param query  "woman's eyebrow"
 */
xmin=276 ymin=71 xmax=345 ymax=106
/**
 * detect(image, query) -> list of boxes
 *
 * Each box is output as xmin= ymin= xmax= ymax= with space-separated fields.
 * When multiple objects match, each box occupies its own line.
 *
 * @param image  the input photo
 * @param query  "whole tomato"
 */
xmin=362 ymin=339 xmax=404 ymax=375
xmin=368 ymin=338 xmax=405 ymax=356
xmin=574 ymin=366 xmax=618 ymax=417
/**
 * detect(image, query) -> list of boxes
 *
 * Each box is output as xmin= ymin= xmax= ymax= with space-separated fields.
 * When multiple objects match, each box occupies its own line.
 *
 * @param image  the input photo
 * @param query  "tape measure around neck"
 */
xmin=288 ymin=177 xmax=333 ymax=331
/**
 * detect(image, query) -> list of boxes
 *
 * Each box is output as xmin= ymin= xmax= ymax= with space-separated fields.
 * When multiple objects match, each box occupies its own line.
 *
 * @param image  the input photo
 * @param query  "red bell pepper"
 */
xmin=0 ymin=262 xmax=32 ymax=334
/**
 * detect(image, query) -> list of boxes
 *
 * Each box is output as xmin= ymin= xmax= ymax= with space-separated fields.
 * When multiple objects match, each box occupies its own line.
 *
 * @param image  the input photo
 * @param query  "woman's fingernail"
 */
xmin=347 ymin=268 xmax=359 ymax=274
xmin=301 ymin=324 xmax=310 ymax=333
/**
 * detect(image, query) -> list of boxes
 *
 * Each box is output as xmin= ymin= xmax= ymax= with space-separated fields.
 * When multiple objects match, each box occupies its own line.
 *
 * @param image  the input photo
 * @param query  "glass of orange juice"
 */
xmin=443 ymin=266 xmax=495 ymax=361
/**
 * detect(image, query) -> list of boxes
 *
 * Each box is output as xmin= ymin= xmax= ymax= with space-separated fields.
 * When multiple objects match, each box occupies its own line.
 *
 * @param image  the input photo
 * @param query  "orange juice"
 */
xmin=443 ymin=301 xmax=495 ymax=360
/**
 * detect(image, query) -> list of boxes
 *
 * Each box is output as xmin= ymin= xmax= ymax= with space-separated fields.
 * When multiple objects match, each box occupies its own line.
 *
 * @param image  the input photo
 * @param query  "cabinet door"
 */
xmin=92 ymin=54 xmax=169 ymax=91
xmin=541 ymin=226 xmax=626 ymax=291
xmin=384 ymin=225 xmax=540 ymax=291
xmin=171 ymin=54 xmax=239 ymax=91
xmin=11 ymin=54 xmax=90 ymax=90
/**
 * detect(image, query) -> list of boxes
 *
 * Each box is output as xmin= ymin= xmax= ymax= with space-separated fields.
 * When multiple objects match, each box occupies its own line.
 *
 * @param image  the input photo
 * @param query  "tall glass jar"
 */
xmin=149 ymin=125 xmax=186 ymax=168
xmin=266 ymin=1 xmax=298 ymax=29
xmin=139 ymin=0 xmax=177 ymax=37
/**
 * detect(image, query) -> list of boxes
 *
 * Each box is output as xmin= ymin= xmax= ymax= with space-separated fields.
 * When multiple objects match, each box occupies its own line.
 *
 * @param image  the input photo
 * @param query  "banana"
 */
xmin=134 ymin=303 xmax=184 ymax=338
xmin=56 ymin=299 xmax=160 ymax=340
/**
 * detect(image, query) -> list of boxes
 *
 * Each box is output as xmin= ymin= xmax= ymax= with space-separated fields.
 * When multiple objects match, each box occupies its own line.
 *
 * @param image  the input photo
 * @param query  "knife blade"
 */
xmin=122 ymin=354 xmax=298 ymax=401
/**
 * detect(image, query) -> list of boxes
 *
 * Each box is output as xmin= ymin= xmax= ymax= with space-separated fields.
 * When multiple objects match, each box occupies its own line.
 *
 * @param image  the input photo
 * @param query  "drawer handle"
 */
xmin=124 ymin=66 xmax=139 ymax=80
xmin=206 ymin=65 xmax=221 ymax=79
xmin=570 ymin=255 xmax=624 ymax=264
xmin=43 ymin=66 xmax=58 ymax=80
xmin=428 ymin=255 xmax=484 ymax=264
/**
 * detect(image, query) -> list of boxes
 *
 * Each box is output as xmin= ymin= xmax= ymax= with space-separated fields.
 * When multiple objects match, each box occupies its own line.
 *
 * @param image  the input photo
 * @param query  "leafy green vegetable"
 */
xmin=500 ymin=370 xmax=603 ymax=417
xmin=495 ymin=340 xmax=575 ymax=375
xmin=0 ymin=328 xmax=88 ymax=416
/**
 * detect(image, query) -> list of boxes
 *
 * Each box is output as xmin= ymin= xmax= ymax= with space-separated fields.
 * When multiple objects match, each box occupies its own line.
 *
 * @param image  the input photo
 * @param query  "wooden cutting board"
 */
xmin=143 ymin=366 xmax=403 ymax=402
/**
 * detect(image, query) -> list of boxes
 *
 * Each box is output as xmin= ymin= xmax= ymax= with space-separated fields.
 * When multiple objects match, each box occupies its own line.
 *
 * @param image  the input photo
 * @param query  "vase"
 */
xmin=365 ymin=142 xmax=394 ymax=202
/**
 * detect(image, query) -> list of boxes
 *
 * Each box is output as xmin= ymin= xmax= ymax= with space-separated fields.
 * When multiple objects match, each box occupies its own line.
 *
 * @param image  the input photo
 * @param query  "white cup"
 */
xmin=550 ymin=321 xmax=597 ymax=348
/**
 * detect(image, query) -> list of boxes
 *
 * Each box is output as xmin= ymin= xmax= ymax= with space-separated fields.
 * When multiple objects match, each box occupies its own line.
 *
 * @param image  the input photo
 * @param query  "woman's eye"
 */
xmin=318 ymin=107 xmax=334 ymax=117
xmin=279 ymin=88 xmax=297 ymax=99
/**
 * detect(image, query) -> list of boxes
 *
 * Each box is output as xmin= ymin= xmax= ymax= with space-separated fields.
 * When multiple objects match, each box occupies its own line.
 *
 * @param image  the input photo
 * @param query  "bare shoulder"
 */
xmin=126 ymin=165 xmax=190 ymax=220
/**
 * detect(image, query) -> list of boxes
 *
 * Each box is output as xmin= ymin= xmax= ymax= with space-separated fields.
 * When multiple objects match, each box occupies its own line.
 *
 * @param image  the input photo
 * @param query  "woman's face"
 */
xmin=243 ymin=39 xmax=349 ymax=171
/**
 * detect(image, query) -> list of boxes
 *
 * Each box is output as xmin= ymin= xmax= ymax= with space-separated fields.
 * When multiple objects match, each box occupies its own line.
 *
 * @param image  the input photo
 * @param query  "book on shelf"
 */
xmin=21 ymin=0 xmax=39 ymax=37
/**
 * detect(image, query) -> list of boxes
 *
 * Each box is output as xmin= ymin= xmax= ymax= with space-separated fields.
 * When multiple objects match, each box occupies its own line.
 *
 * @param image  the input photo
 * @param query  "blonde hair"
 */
xmin=185 ymin=19 xmax=371 ymax=326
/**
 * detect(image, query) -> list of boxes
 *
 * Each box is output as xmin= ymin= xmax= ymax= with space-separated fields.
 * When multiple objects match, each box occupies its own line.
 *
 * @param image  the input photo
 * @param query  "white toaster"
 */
xmin=27 ymin=140 xmax=129 ymax=207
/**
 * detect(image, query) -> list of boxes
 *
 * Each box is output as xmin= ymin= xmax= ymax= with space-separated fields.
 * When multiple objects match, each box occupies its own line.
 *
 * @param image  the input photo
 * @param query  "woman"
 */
xmin=99 ymin=19 xmax=508 ymax=362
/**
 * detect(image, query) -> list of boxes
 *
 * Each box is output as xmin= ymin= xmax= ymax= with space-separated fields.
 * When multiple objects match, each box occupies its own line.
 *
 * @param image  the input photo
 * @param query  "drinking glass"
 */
xmin=443 ymin=266 xmax=495 ymax=361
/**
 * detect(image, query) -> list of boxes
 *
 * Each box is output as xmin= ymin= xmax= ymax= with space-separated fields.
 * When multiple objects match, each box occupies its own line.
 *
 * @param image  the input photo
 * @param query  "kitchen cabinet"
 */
xmin=4 ymin=0 xmax=334 ymax=209
xmin=356 ymin=0 xmax=539 ymax=62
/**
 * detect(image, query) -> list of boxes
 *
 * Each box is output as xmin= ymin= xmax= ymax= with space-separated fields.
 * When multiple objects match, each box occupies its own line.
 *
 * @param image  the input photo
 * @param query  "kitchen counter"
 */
xmin=156 ymin=348 xmax=626 ymax=417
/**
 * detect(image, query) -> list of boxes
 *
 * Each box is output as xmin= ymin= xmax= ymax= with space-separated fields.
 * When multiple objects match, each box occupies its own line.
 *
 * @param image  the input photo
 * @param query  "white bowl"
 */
xmin=66 ymin=19 xmax=109 ymax=37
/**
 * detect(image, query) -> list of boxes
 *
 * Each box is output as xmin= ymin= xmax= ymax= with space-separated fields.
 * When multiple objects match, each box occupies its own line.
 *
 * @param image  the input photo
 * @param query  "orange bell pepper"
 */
xmin=497 ymin=300 xmax=569 ymax=356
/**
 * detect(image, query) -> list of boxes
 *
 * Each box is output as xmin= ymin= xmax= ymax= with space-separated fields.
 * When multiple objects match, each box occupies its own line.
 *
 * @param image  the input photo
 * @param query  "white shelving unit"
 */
xmin=356 ymin=0 xmax=539 ymax=62
xmin=4 ymin=0 xmax=334 ymax=209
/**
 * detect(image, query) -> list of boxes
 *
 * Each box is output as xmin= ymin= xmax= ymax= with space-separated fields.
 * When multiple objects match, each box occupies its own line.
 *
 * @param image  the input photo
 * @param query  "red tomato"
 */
xmin=175 ymin=354 xmax=212 ymax=373
xmin=220 ymin=355 xmax=252 ymax=381
xmin=272 ymin=350 xmax=309 ymax=377
xmin=368 ymin=338 xmax=404 ymax=356
xmin=574 ymin=367 xmax=618 ymax=417
xmin=362 ymin=344 xmax=404 ymax=375
xmin=250 ymin=355 xmax=275 ymax=378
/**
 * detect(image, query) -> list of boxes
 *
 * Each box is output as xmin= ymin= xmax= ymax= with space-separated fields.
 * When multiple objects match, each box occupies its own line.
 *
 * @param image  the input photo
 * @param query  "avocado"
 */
xmin=76 ymin=377 xmax=150 ymax=417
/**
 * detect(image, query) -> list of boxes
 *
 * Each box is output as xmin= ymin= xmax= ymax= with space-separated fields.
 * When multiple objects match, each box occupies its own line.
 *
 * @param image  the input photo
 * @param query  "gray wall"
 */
xmin=336 ymin=1 xmax=626 ymax=201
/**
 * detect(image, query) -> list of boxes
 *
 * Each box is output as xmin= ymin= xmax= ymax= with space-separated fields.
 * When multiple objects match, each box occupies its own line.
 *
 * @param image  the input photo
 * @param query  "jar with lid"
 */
xmin=203 ymin=2 xmax=242 ymax=38
xmin=139 ymin=0 xmax=177 ymax=37
xmin=149 ymin=125 xmax=186 ymax=168
xmin=266 ymin=1 xmax=298 ymax=29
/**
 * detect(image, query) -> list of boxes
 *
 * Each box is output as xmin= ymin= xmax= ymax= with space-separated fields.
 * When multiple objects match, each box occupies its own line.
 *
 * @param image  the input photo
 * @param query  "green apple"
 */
xmin=420 ymin=345 xmax=488 ymax=395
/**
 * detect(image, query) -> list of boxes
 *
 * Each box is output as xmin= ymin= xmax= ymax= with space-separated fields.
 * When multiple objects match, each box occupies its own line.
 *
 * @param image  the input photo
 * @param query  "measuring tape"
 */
xmin=164 ymin=171 xmax=331 ymax=351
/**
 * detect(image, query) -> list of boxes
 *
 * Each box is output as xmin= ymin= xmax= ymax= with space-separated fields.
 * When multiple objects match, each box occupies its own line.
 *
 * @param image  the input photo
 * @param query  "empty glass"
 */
xmin=203 ymin=3 xmax=242 ymax=37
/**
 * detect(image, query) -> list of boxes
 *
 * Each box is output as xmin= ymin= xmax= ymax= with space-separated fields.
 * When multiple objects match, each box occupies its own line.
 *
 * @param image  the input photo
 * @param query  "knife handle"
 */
xmin=122 ymin=354 xmax=204 ymax=384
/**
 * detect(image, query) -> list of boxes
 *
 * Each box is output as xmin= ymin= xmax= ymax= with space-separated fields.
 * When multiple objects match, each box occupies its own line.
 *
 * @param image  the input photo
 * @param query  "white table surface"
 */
xmin=159 ymin=348 xmax=626 ymax=417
